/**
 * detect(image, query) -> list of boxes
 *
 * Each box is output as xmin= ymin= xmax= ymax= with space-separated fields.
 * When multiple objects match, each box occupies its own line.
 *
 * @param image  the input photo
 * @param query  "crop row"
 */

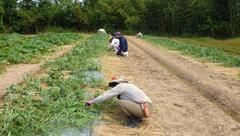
xmin=0 ymin=33 xmax=83 ymax=65
xmin=144 ymin=36 xmax=240 ymax=67
xmin=0 ymin=35 xmax=107 ymax=136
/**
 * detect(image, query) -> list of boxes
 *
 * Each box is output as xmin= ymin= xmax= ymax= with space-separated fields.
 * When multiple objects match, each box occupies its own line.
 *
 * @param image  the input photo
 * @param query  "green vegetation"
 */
xmin=0 ymin=35 xmax=107 ymax=136
xmin=172 ymin=37 xmax=240 ymax=55
xmin=0 ymin=64 xmax=5 ymax=74
xmin=0 ymin=32 xmax=82 ymax=65
xmin=144 ymin=35 xmax=240 ymax=67
xmin=1 ymin=0 xmax=240 ymax=37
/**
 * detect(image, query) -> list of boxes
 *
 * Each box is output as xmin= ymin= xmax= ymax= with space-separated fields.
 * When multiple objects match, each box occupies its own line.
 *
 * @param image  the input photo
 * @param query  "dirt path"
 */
xmin=94 ymin=37 xmax=240 ymax=135
xmin=128 ymin=36 xmax=240 ymax=117
xmin=0 ymin=44 xmax=76 ymax=100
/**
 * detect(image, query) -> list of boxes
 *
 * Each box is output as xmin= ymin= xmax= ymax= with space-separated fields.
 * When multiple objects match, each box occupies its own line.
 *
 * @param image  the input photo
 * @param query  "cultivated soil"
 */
xmin=93 ymin=36 xmax=240 ymax=136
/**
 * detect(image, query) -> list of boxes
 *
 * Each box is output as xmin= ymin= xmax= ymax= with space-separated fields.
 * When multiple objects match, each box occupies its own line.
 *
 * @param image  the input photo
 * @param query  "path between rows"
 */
xmin=128 ymin=37 xmax=240 ymax=117
xmin=94 ymin=37 xmax=240 ymax=136
xmin=0 ymin=43 xmax=77 ymax=102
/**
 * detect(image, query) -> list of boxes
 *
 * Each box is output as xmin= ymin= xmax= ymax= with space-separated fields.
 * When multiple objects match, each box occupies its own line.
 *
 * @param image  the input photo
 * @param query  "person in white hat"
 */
xmin=85 ymin=78 xmax=153 ymax=128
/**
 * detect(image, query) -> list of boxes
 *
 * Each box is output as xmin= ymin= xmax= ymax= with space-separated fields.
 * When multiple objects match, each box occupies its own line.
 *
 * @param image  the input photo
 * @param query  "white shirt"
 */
xmin=91 ymin=83 xmax=152 ymax=104
xmin=110 ymin=38 xmax=120 ymax=47
xmin=137 ymin=32 xmax=143 ymax=37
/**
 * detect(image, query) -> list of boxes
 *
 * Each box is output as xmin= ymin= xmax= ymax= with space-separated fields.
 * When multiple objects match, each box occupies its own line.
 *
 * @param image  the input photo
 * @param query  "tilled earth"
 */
xmin=94 ymin=37 xmax=240 ymax=136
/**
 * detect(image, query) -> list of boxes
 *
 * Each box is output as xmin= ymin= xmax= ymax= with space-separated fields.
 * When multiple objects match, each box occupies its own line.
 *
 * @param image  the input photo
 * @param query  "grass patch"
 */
xmin=172 ymin=37 xmax=240 ymax=56
xmin=0 ymin=64 xmax=6 ymax=74
xmin=144 ymin=35 xmax=240 ymax=67
xmin=0 ymin=35 xmax=108 ymax=136
xmin=0 ymin=33 xmax=83 ymax=65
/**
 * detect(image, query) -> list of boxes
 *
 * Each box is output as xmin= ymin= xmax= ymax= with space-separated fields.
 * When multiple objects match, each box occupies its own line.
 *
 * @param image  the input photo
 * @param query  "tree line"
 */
xmin=0 ymin=0 xmax=239 ymax=37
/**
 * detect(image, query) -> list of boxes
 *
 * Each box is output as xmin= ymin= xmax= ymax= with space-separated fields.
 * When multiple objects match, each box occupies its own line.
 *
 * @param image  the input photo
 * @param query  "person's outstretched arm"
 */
xmin=88 ymin=85 xmax=124 ymax=104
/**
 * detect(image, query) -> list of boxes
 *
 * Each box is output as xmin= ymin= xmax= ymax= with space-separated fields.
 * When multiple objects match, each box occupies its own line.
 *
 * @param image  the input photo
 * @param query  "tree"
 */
xmin=2 ymin=0 xmax=17 ymax=32
xmin=0 ymin=1 xmax=4 ymax=32
xmin=0 ymin=0 xmax=239 ymax=37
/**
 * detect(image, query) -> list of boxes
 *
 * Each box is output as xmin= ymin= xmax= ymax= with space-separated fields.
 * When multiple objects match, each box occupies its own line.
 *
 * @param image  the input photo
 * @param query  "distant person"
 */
xmin=137 ymin=32 xmax=143 ymax=38
xmin=109 ymin=33 xmax=120 ymax=53
xmin=85 ymin=78 xmax=153 ymax=128
xmin=115 ymin=32 xmax=128 ymax=57
xmin=98 ymin=28 xmax=107 ymax=35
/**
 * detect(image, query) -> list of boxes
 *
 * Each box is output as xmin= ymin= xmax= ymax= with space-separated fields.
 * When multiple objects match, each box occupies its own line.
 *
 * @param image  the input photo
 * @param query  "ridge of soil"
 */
xmin=128 ymin=36 xmax=240 ymax=118
xmin=93 ymin=37 xmax=240 ymax=135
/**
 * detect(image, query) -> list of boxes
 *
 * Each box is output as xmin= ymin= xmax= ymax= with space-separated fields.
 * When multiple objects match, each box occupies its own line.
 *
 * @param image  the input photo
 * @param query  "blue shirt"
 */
xmin=118 ymin=36 xmax=128 ymax=52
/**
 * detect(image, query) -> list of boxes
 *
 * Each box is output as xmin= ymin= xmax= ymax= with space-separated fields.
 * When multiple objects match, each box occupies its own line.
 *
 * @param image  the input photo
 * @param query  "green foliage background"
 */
xmin=0 ymin=0 xmax=239 ymax=37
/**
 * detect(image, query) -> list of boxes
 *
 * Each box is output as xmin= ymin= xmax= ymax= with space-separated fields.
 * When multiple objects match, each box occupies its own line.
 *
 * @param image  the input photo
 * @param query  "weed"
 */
xmin=144 ymin=36 xmax=240 ymax=67
xmin=0 ymin=33 xmax=83 ymax=65
xmin=172 ymin=37 xmax=240 ymax=55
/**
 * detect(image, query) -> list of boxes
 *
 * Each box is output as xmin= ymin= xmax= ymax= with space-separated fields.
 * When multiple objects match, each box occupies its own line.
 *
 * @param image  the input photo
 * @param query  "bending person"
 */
xmin=98 ymin=28 xmax=107 ymax=35
xmin=85 ymin=78 xmax=153 ymax=128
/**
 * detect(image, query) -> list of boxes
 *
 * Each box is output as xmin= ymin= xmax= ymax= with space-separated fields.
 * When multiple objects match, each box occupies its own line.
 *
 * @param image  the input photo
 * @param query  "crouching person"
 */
xmin=115 ymin=32 xmax=128 ymax=57
xmin=85 ymin=78 xmax=153 ymax=128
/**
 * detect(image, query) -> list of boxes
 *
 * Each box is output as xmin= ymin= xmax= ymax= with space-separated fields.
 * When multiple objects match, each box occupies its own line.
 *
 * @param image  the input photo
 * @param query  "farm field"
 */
xmin=0 ymin=33 xmax=83 ymax=74
xmin=0 ymin=35 xmax=108 ymax=135
xmin=0 ymin=34 xmax=239 ymax=136
xmin=143 ymin=35 xmax=240 ymax=67
xmin=92 ymin=36 xmax=240 ymax=135
xmin=172 ymin=37 xmax=240 ymax=55
xmin=0 ymin=0 xmax=240 ymax=135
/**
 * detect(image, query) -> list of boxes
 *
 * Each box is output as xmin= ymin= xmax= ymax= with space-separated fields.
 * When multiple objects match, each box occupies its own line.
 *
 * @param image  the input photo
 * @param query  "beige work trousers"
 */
xmin=117 ymin=100 xmax=153 ymax=118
